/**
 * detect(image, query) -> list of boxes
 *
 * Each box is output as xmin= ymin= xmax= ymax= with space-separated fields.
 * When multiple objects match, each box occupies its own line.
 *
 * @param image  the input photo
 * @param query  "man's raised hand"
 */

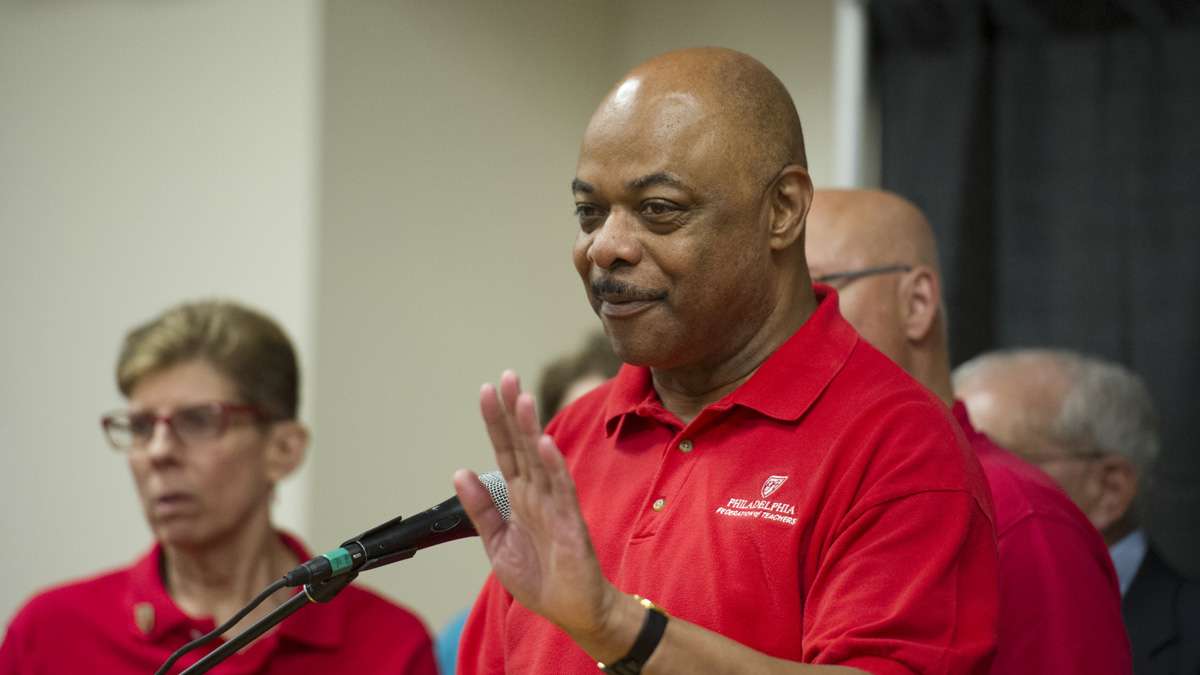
xmin=454 ymin=370 xmax=617 ymax=641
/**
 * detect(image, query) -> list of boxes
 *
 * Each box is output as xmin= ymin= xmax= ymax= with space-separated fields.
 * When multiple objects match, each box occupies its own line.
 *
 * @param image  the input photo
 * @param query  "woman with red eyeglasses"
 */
xmin=0 ymin=300 xmax=437 ymax=675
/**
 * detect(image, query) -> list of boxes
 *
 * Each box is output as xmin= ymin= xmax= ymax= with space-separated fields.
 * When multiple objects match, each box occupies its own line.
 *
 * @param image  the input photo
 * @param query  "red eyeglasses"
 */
xmin=100 ymin=402 xmax=270 ymax=451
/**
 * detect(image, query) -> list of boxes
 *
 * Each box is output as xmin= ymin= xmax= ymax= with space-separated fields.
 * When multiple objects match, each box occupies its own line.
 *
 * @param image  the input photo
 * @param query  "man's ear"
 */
xmin=900 ymin=266 xmax=941 ymax=343
xmin=767 ymin=164 xmax=813 ymax=251
xmin=1089 ymin=456 xmax=1139 ymax=535
xmin=264 ymin=421 xmax=308 ymax=484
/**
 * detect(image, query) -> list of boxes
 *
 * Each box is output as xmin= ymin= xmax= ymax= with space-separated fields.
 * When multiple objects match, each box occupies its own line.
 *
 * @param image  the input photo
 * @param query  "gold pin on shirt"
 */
xmin=133 ymin=602 xmax=155 ymax=635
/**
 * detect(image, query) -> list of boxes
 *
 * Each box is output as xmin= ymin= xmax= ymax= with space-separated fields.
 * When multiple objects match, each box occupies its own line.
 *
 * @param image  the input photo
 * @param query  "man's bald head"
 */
xmin=805 ymin=189 xmax=949 ymax=398
xmin=806 ymin=189 xmax=939 ymax=274
xmin=585 ymin=48 xmax=805 ymax=192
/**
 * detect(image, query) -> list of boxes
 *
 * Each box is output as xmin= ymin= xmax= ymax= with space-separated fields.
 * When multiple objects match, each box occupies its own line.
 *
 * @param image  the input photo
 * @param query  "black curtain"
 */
xmin=869 ymin=0 xmax=1200 ymax=576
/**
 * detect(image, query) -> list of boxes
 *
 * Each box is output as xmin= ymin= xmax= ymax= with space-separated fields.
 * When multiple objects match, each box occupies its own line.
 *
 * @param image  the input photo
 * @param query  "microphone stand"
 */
xmin=178 ymin=572 xmax=357 ymax=675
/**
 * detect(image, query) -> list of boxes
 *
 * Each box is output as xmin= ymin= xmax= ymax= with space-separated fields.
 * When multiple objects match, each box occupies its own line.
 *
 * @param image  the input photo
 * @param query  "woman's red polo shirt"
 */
xmin=0 ymin=532 xmax=437 ymax=675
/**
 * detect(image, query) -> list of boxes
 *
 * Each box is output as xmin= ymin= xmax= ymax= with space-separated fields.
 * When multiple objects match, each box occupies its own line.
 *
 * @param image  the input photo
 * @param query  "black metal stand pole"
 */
xmin=178 ymin=573 xmax=357 ymax=675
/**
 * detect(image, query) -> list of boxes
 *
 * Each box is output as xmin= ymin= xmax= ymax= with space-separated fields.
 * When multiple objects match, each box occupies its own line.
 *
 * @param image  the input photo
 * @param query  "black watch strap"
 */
xmin=597 ymin=596 xmax=668 ymax=675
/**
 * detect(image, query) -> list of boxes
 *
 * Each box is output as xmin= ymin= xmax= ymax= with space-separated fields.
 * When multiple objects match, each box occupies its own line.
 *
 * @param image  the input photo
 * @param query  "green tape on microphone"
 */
xmin=321 ymin=548 xmax=354 ymax=575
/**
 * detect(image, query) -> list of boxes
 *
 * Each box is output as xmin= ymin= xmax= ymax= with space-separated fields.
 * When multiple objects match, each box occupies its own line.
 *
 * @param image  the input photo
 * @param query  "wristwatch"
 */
xmin=596 ymin=595 xmax=669 ymax=675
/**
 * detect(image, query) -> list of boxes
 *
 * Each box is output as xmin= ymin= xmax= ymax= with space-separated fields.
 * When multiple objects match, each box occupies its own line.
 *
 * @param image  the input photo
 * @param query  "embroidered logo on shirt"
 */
xmin=761 ymin=475 xmax=788 ymax=498
xmin=714 ymin=474 xmax=798 ymax=526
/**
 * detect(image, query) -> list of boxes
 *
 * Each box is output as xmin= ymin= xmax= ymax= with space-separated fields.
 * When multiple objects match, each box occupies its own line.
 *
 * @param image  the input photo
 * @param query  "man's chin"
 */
xmin=607 ymin=332 xmax=675 ymax=369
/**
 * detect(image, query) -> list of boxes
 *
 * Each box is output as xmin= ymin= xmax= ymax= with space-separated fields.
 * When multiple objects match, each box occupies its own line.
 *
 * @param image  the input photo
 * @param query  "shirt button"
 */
xmin=678 ymin=439 xmax=694 ymax=453
xmin=652 ymin=498 xmax=666 ymax=511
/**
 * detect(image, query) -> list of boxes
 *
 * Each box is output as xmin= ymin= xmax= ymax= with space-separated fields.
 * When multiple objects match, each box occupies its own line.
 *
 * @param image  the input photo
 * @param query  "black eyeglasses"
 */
xmin=1026 ymin=449 xmax=1107 ymax=466
xmin=813 ymin=264 xmax=912 ymax=289
xmin=100 ymin=402 xmax=270 ymax=451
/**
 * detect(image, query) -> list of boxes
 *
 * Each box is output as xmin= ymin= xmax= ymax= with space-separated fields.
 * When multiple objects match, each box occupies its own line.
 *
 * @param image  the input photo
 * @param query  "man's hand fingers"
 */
xmin=499 ymin=370 xmax=522 ymax=415
xmin=480 ymin=383 xmax=521 ymax=480
xmin=454 ymin=468 xmax=507 ymax=543
xmin=538 ymin=434 xmax=578 ymax=503
xmin=515 ymin=392 xmax=552 ymax=491
xmin=497 ymin=371 xmax=529 ymax=477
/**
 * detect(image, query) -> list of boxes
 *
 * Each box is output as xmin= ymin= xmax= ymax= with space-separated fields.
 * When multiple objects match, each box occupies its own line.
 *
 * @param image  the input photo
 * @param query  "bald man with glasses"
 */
xmin=806 ymin=188 xmax=1132 ymax=675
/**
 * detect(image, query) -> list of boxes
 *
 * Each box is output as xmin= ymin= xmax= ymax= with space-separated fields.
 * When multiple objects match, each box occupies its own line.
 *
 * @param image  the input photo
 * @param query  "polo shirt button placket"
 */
xmin=652 ymin=497 xmax=666 ymax=511
xmin=678 ymin=439 xmax=693 ymax=453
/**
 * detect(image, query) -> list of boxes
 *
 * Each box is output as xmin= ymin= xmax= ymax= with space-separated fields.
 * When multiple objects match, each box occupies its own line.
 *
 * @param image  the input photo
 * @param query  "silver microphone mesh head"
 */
xmin=477 ymin=471 xmax=512 ymax=521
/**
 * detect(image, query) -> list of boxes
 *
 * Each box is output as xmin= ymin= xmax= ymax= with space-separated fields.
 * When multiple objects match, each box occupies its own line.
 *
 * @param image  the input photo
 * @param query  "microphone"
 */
xmin=284 ymin=471 xmax=510 ymax=587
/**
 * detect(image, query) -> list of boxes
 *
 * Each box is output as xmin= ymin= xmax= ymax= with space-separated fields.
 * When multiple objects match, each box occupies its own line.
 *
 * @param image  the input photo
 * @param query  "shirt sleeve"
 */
xmin=0 ymin=601 xmax=38 ymax=675
xmin=992 ymin=515 xmax=1131 ymax=675
xmin=803 ymin=490 xmax=1000 ymax=675
xmin=455 ymin=574 xmax=512 ymax=675
xmin=793 ymin=397 xmax=1000 ymax=675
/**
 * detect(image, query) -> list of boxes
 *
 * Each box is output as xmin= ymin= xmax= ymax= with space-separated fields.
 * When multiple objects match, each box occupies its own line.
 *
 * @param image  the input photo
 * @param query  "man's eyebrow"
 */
xmin=629 ymin=172 xmax=688 ymax=191
xmin=571 ymin=173 xmax=690 ymax=194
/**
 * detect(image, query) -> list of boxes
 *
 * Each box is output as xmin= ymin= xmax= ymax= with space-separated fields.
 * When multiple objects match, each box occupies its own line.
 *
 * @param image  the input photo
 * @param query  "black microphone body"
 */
xmin=350 ymin=494 xmax=475 ymax=571
xmin=285 ymin=471 xmax=509 ymax=587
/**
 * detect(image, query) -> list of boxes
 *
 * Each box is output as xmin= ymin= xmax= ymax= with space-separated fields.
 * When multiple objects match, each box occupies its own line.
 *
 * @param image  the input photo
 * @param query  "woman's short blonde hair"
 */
xmin=116 ymin=300 xmax=299 ymax=420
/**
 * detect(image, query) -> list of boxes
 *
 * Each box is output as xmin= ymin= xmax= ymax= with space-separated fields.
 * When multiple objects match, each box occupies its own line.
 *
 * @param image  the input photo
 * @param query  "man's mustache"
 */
xmin=590 ymin=277 xmax=667 ymax=302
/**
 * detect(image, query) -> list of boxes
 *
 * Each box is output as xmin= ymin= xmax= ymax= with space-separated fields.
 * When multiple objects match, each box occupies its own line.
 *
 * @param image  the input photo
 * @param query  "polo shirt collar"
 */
xmin=274 ymin=533 xmax=348 ymax=649
xmin=124 ymin=542 xmax=191 ymax=643
xmin=952 ymin=401 xmax=982 ymax=442
xmin=603 ymin=285 xmax=858 ymax=433
xmin=123 ymin=531 xmax=348 ymax=650
xmin=602 ymin=362 xmax=661 ymax=435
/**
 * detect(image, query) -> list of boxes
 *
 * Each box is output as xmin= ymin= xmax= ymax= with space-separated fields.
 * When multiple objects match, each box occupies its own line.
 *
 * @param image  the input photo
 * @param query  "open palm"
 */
xmin=454 ymin=371 xmax=616 ymax=639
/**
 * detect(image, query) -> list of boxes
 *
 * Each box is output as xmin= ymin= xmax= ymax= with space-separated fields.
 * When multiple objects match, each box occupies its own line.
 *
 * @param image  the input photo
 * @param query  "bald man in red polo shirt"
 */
xmin=452 ymin=49 xmax=999 ymax=675
xmin=805 ymin=188 xmax=1131 ymax=674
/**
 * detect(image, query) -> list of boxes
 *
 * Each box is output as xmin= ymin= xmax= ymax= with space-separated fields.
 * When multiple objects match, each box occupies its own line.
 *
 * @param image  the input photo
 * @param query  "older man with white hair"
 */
xmin=954 ymin=351 xmax=1154 ymax=574
xmin=954 ymin=349 xmax=1199 ymax=675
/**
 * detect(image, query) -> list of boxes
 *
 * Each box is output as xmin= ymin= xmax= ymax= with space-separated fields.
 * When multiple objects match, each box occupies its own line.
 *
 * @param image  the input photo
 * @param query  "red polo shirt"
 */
xmin=953 ymin=402 xmax=1132 ymax=675
xmin=0 ymin=532 xmax=437 ymax=675
xmin=459 ymin=288 xmax=999 ymax=675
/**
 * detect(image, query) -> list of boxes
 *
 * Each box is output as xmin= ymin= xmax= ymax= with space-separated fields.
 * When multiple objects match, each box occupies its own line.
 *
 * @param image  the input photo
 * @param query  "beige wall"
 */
xmin=311 ymin=0 xmax=618 ymax=633
xmin=312 ymin=0 xmax=840 ymax=632
xmin=0 ymin=0 xmax=320 ymax=625
xmin=0 ymin=0 xmax=843 ymax=639
xmin=613 ymin=0 xmax=837 ymax=186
